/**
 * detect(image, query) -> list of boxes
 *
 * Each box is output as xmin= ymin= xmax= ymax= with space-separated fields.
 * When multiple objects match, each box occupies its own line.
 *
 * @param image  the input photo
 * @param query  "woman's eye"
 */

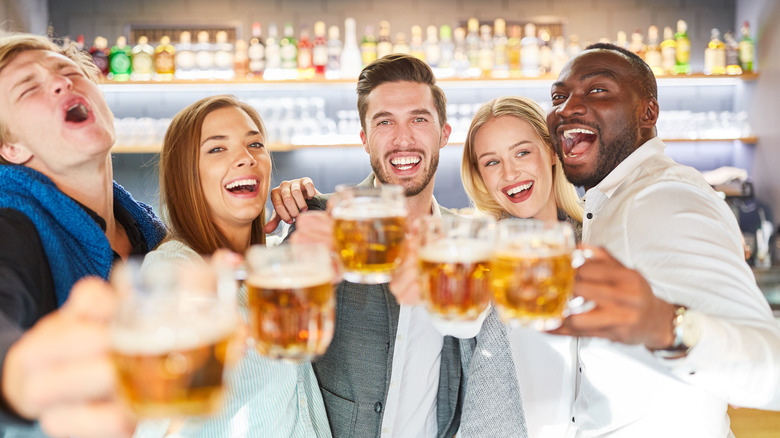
xmin=484 ymin=159 xmax=498 ymax=167
xmin=207 ymin=147 xmax=224 ymax=154
xmin=249 ymin=141 xmax=265 ymax=149
xmin=516 ymin=150 xmax=530 ymax=157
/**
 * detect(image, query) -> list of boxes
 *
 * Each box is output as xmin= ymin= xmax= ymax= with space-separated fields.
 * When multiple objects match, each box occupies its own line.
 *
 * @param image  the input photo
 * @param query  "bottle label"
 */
xmin=313 ymin=46 xmax=328 ymax=66
xmin=132 ymin=54 xmax=154 ymax=74
xmin=176 ymin=51 xmax=196 ymax=69
xmin=676 ymin=40 xmax=690 ymax=64
xmin=111 ymin=54 xmax=131 ymax=74
xmin=739 ymin=41 xmax=754 ymax=63
xmin=155 ymin=52 xmax=175 ymax=73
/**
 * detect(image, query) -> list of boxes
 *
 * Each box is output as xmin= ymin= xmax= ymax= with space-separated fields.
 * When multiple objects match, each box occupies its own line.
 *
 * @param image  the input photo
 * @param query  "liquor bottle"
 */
xmin=89 ymin=36 xmax=110 ymax=77
xmin=674 ymin=20 xmax=691 ymax=75
xmin=194 ymin=31 xmax=215 ymax=79
xmin=507 ymin=24 xmax=521 ymax=74
xmin=213 ymin=31 xmax=235 ymax=80
xmin=644 ymin=25 xmax=664 ymax=76
xmin=410 ymin=25 xmax=425 ymax=62
xmin=297 ymin=25 xmax=314 ymax=78
xmin=738 ymin=21 xmax=755 ymax=73
xmin=360 ymin=25 xmax=378 ymax=66
xmin=247 ymin=22 xmax=265 ymax=78
xmin=704 ymin=28 xmax=726 ymax=75
xmin=660 ymin=26 xmax=676 ymax=75
xmin=614 ymin=31 xmax=628 ymax=49
xmin=452 ymin=26 xmax=469 ymax=78
xmin=327 ymin=25 xmax=343 ymax=78
xmin=312 ymin=21 xmax=328 ymax=76
xmin=465 ymin=17 xmax=480 ymax=69
xmin=175 ymin=31 xmax=196 ymax=80
xmin=478 ymin=24 xmax=494 ymax=77
xmin=154 ymin=35 xmax=176 ymax=81
xmin=280 ymin=23 xmax=298 ymax=71
xmin=629 ymin=29 xmax=645 ymax=59
xmin=520 ymin=22 xmax=539 ymax=77
xmin=424 ymin=25 xmax=440 ymax=68
xmin=538 ymin=28 xmax=552 ymax=75
xmin=567 ymin=34 xmax=582 ymax=59
xmin=492 ymin=19 xmax=508 ymax=77
xmin=265 ymin=23 xmax=282 ymax=71
xmin=233 ymin=39 xmax=249 ymax=79
xmin=341 ymin=18 xmax=363 ymax=79
xmin=377 ymin=21 xmax=393 ymax=59
xmin=393 ymin=32 xmax=410 ymax=54
xmin=438 ymin=25 xmax=454 ymax=70
xmin=724 ymin=31 xmax=742 ymax=75
xmin=550 ymin=36 xmax=567 ymax=77
xmin=108 ymin=36 xmax=131 ymax=81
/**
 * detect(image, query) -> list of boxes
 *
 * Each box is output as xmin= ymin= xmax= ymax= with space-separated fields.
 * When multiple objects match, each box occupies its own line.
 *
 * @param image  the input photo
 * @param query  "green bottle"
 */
xmin=109 ymin=36 xmax=132 ymax=81
xmin=280 ymin=23 xmax=298 ymax=71
xmin=673 ymin=20 xmax=691 ymax=75
xmin=738 ymin=21 xmax=755 ymax=73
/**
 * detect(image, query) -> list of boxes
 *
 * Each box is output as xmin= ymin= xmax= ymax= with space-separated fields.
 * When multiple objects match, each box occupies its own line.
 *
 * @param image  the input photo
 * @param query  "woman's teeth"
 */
xmin=507 ymin=182 xmax=532 ymax=196
xmin=391 ymin=156 xmax=421 ymax=171
xmin=225 ymin=179 xmax=258 ymax=192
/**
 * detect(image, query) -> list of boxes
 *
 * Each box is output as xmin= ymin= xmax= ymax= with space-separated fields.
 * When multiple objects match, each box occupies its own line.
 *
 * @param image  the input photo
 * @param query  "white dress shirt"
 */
xmin=569 ymin=137 xmax=780 ymax=437
xmin=380 ymin=197 xmax=445 ymax=437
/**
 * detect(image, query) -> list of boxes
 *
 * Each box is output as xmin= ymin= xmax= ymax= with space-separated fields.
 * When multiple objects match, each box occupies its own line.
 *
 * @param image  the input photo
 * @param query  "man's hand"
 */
xmin=2 ymin=277 xmax=136 ymax=437
xmin=551 ymin=246 xmax=677 ymax=350
xmin=388 ymin=223 xmax=423 ymax=306
xmin=264 ymin=177 xmax=318 ymax=233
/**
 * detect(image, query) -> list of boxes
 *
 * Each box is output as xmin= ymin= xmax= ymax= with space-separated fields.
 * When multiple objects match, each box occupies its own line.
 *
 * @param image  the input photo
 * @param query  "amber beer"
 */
xmin=419 ymin=239 xmax=493 ymax=320
xmin=111 ymin=316 xmax=237 ymax=417
xmin=332 ymin=184 xmax=407 ymax=284
xmin=246 ymin=267 xmax=335 ymax=362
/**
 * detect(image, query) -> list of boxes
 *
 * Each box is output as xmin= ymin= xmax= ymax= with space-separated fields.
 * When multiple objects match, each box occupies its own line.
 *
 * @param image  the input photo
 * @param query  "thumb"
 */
xmin=60 ymin=277 xmax=116 ymax=323
xmin=263 ymin=211 xmax=282 ymax=233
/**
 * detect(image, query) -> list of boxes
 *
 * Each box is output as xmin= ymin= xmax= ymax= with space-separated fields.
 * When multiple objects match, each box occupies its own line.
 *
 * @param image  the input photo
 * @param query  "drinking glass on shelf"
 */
xmin=110 ymin=258 xmax=239 ymax=418
xmin=331 ymin=184 xmax=407 ymax=284
xmin=417 ymin=215 xmax=496 ymax=325
xmin=491 ymin=219 xmax=593 ymax=330
xmin=244 ymin=243 xmax=336 ymax=363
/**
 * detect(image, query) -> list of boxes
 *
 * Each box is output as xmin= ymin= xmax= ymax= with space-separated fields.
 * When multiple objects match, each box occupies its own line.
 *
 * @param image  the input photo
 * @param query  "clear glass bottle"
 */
xmin=520 ymin=23 xmax=539 ymax=77
xmin=247 ymin=22 xmax=265 ymax=78
xmin=704 ymin=28 xmax=726 ymax=75
xmin=313 ymin=21 xmax=329 ymax=76
xmin=410 ymin=25 xmax=425 ymax=62
xmin=438 ymin=25 xmax=454 ymax=70
xmin=175 ymin=31 xmax=196 ymax=80
xmin=194 ymin=31 xmax=215 ymax=79
xmin=492 ymin=19 xmax=508 ymax=77
xmin=280 ymin=23 xmax=298 ymax=71
xmin=507 ymin=25 xmax=521 ymax=74
xmin=424 ymin=25 xmax=440 ymax=68
xmin=327 ymin=25 xmax=343 ymax=79
xmin=478 ymin=24 xmax=494 ymax=77
xmin=297 ymin=25 xmax=314 ymax=78
xmin=213 ymin=31 xmax=235 ymax=80
xmin=644 ymin=25 xmax=664 ymax=76
xmin=465 ymin=17 xmax=480 ymax=69
xmin=724 ymin=31 xmax=742 ymax=75
xmin=265 ymin=23 xmax=282 ymax=72
xmin=377 ymin=21 xmax=393 ymax=59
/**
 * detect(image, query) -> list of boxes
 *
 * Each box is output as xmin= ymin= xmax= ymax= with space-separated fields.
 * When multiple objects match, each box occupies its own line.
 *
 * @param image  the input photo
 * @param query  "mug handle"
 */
xmin=563 ymin=248 xmax=597 ymax=316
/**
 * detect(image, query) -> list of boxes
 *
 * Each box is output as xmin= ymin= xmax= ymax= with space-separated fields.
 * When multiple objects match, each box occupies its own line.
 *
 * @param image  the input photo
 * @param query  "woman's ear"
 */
xmin=0 ymin=141 xmax=33 ymax=165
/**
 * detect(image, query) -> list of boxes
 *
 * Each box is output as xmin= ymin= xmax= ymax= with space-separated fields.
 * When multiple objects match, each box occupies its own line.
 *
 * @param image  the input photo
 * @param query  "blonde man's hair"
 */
xmin=461 ymin=96 xmax=583 ymax=223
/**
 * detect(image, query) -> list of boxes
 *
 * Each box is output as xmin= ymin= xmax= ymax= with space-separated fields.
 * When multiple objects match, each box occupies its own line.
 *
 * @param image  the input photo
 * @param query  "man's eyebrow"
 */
xmin=371 ymin=111 xmax=392 ymax=121
xmin=579 ymin=70 xmax=619 ymax=82
xmin=10 ymin=73 xmax=36 ymax=93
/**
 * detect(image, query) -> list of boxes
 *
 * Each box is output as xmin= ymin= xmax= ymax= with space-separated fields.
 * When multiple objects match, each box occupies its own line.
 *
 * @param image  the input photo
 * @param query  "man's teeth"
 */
xmin=65 ymin=103 xmax=89 ymax=122
xmin=563 ymin=128 xmax=595 ymax=139
xmin=507 ymin=182 xmax=532 ymax=196
xmin=226 ymin=179 xmax=257 ymax=190
xmin=391 ymin=157 xmax=421 ymax=168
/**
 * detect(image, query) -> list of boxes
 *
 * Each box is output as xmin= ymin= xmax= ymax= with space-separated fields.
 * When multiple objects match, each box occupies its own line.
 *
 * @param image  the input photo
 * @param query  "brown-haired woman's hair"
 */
xmin=159 ymin=95 xmax=268 ymax=254
xmin=461 ymin=96 xmax=583 ymax=223
xmin=0 ymin=33 xmax=100 ymax=164
xmin=356 ymin=53 xmax=447 ymax=130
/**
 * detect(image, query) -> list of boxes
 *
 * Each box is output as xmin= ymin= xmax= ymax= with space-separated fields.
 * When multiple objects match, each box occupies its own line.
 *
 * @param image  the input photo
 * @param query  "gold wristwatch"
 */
xmin=651 ymin=305 xmax=701 ymax=359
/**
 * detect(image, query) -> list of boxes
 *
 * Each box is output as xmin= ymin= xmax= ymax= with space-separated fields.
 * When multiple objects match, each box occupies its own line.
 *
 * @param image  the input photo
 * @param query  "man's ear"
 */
xmin=640 ymin=98 xmax=660 ymax=128
xmin=0 ymin=141 xmax=33 ymax=165
xmin=360 ymin=129 xmax=369 ymax=154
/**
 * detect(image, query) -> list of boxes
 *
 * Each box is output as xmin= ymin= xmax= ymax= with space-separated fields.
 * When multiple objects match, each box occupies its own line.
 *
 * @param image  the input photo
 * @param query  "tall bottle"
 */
xmin=175 ymin=31 xmax=196 ymax=80
xmin=724 ymin=31 xmax=742 ymax=75
xmin=327 ymin=25 xmax=343 ymax=78
xmin=465 ymin=17 xmax=480 ymax=69
xmin=312 ymin=21 xmax=329 ymax=76
xmin=280 ymin=23 xmax=298 ymax=71
xmin=247 ymin=22 xmax=265 ymax=78
xmin=376 ymin=21 xmax=393 ymax=59
xmin=108 ymin=36 xmax=132 ymax=81
xmin=538 ymin=28 xmax=552 ymax=75
xmin=194 ymin=31 xmax=215 ymax=79
xmin=614 ymin=30 xmax=628 ymax=49
xmin=438 ymin=25 xmax=454 ymax=71
xmin=660 ymin=26 xmax=676 ymax=75
xmin=233 ymin=39 xmax=249 ymax=80
xmin=478 ymin=24 xmax=494 ymax=77
xmin=492 ymin=19 xmax=508 ymax=77
xmin=89 ymin=36 xmax=110 ymax=77
xmin=424 ymin=25 xmax=440 ymax=68
xmin=520 ymin=23 xmax=540 ymax=77
xmin=738 ymin=21 xmax=755 ymax=73
xmin=704 ymin=28 xmax=726 ymax=75
xmin=567 ymin=34 xmax=582 ymax=59
xmin=550 ymin=36 xmax=568 ymax=77
xmin=410 ymin=25 xmax=425 ymax=62
xmin=265 ymin=23 xmax=282 ymax=72
xmin=452 ymin=26 xmax=469 ymax=78
xmin=673 ymin=20 xmax=691 ymax=75
xmin=213 ymin=31 xmax=235 ymax=80
xmin=629 ymin=29 xmax=645 ymax=59
xmin=154 ymin=35 xmax=176 ymax=81
xmin=507 ymin=25 xmax=521 ymax=75
xmin=340 ymin=17 xmax=363 ymax=79
xmin=297 ymin=25 xmax=314 ymax=79
xmin=644 ymin=25 xmax=664 ymax=76
xmin=361 ymin=25 xmax=378 ymax=67
xmin=393 ymin=32 xmax=410 ymax=55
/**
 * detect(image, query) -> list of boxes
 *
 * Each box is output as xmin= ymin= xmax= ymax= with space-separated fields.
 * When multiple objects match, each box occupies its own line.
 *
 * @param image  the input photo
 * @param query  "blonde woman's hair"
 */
xmin=461 ymin=96 xmax=583 ymax=223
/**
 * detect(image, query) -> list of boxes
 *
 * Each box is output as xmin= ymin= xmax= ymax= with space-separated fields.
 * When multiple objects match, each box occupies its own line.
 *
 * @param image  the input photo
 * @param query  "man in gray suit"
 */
xmin=281 ymin=54 xmax=464 ymax=438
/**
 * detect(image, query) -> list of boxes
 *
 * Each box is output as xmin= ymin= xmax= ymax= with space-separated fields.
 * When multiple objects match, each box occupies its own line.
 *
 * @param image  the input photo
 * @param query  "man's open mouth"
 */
xmin=561 ymin=128 xmax=597 ymax=158
xmin=65 ymin=103 xmax=89 ymax=123
xmin=225 ymin=178 xmax=259 ymax=194
xmin=390 ymin=156 xmax=421 ymax=171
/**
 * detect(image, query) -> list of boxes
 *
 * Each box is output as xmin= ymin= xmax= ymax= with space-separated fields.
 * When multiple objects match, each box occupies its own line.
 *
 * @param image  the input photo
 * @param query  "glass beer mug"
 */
xmin=491 ymin=219 xmax=593 ymax=330
xmin=244 ymin=243 xmax=336 ymax=363
xmin=110 ymin=258 xmax=239 ymax=418
xmin=331 ymin=184 xmax=407 ymax=284
xmin=417 ymin=215 xmax=496 ymax=325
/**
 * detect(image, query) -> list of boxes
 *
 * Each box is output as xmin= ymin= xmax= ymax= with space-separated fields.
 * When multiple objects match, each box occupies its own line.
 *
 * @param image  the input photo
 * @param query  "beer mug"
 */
xmin=331 ymin=184 xmax=407 ymax=284
xmin=492 ymin=219 xmax=593 ymax=330
xmin=110 ymin=258 xmax=239 ymax=418
xmin=244 ymin=243 xmax=335 ymax=363
xmin=417 ymin=215 xmax=496 ymax=323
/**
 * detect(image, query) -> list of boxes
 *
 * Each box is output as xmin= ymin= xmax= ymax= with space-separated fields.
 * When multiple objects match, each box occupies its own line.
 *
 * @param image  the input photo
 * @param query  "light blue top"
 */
xmin=135 ymin=240 xmax=331 ymax=438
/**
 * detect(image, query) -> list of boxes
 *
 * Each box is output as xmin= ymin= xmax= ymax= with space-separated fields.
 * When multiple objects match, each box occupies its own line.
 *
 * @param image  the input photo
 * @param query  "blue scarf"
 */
xmin=0 ymin=165 xmax=166 ymax=306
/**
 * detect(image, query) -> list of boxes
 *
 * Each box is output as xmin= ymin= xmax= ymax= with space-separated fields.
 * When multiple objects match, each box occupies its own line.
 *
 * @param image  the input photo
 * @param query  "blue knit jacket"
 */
xmin=0 ymin=165 xmax=166 ymax=306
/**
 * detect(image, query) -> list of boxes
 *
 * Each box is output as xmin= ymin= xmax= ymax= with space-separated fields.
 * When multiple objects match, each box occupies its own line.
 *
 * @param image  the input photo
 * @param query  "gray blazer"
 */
xmin=297 ymin=174 xmax=465 ymax=438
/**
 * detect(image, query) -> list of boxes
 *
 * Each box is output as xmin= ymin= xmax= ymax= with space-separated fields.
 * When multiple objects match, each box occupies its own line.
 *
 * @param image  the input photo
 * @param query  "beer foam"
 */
xmin=419 ymin=239 xmax=494 ymax=264
xmin=332 ymin=202 xmax=405 ymax=219
xmin=112 ymin=313 xmax=237 ymax=355
xmin=247 ymin=266 xmax=333 ymax=289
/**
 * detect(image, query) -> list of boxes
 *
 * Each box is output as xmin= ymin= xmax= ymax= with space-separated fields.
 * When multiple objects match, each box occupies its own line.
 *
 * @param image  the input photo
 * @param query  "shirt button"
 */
xmin=374 ymin=401 xmax=383 ymax=413
xmin=586 ymin=212 xmax=593 ymax=219
xmin=382 ymin=427 xmax=390 ymax=434
xmin=579 ymin=367 xmax=582 ymax=373
xmin=572 ymin=416 xmax=576 ymax=423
